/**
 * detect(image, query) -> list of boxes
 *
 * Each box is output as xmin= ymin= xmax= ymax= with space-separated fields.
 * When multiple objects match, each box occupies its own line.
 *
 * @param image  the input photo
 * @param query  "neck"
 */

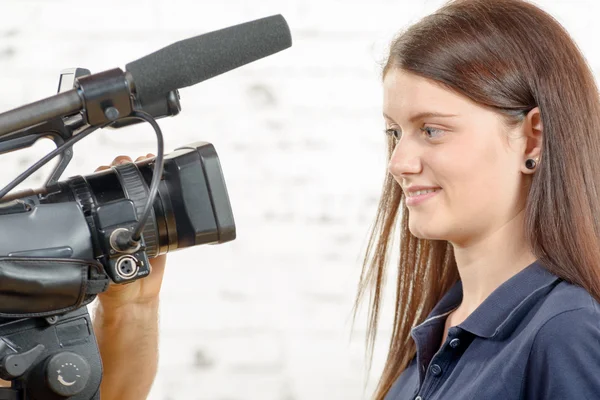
xmin=450 ymin=209 xmax=536 ymax=318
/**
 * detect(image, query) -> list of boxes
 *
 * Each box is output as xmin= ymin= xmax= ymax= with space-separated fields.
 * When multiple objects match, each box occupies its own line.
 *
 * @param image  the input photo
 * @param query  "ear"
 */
xmin=520 ymin=107 xmax=543 ymax=174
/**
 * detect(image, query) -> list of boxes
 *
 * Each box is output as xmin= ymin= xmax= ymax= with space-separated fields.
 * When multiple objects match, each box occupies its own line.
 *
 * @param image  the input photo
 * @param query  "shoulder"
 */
xmin=526 ymin=280 xmax=600 ymax=368
xmin=523 ymin=282 xmax=600 ymax=398
xmin=533 ymin=280 xmax=600 ymax=343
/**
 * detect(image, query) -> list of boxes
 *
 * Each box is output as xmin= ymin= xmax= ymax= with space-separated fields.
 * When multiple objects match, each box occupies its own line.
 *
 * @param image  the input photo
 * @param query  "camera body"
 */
xmin=0 ymin=141 xmax=235 ymax=399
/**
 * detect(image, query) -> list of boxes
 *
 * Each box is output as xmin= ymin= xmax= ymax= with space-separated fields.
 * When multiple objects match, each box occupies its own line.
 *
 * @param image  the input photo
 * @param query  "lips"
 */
xmin=405 ymin=188 xmax=439 ymax=197
xmin=404 ymin=186 xmax=441 ymax=206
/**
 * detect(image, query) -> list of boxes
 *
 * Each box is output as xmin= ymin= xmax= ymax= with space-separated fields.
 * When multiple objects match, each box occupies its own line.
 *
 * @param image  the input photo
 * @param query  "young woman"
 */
xmin=355 ymin=0 xmax=600 ymax=399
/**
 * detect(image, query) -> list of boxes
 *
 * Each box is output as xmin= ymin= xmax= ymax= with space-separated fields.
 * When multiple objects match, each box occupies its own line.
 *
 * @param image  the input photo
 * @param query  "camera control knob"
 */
xmin=45 ymin=352 xmax=91 ymax=397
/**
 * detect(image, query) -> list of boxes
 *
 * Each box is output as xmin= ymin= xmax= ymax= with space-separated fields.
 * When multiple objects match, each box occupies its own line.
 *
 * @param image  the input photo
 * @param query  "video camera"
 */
xmin=0 ymin=15 xmax=291 ymax=400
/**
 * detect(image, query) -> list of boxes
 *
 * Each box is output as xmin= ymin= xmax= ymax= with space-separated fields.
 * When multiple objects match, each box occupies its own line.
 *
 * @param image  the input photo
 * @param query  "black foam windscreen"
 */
xmin=125 ymin=14 xmax=292 ymax=104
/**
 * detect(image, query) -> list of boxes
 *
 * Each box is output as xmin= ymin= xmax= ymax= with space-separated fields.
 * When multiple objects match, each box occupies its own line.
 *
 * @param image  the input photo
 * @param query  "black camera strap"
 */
xmin=0 ymin=257 xmax=110 ymax=318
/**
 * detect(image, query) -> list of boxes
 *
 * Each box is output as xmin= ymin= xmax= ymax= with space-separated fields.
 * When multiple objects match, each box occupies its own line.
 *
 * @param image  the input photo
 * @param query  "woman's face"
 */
xmin=384 ymin=69 xmax=530 ymax=246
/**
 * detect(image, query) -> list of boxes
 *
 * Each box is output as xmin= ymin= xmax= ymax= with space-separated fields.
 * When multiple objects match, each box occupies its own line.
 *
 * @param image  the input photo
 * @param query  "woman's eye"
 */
xmin=420 ymin=126 xmax=445 ymax=139
xmin=385 ymin=128 xmax=401 ymax=139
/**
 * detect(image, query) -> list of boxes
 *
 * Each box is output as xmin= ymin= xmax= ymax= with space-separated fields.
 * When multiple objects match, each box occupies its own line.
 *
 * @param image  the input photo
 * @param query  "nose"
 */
xmin=387 ymin=138 xmax=423 ymax=181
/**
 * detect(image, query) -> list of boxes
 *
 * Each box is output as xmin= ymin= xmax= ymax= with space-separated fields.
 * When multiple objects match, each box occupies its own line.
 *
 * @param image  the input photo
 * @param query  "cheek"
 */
xmin=432 ymin=139 xmax=505 ymax=206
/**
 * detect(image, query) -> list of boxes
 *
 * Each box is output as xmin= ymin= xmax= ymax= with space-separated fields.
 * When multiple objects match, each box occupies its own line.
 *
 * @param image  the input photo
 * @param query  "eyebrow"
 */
xmin=383 ymin=111 xmax=459 ymax=123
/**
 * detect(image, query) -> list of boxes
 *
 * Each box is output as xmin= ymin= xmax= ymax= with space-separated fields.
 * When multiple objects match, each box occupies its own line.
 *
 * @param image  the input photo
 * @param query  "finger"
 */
xmin=111 ymin=156 xmax=132 ymax=166
xmin=134 ymin=153 xmax=156 ymax=162
xmin=95 ymin=165 xmax=110 ymax=172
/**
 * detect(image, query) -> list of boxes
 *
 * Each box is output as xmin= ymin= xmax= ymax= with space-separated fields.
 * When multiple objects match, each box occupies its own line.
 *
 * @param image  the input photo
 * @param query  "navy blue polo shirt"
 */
xmin=385 ymin=261 xmax=600 ymax=400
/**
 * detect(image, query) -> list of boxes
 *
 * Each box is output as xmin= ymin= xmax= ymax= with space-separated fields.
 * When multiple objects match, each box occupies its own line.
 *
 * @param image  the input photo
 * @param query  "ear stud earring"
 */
xmin=525 ymin=158 xmax=539 ymax=170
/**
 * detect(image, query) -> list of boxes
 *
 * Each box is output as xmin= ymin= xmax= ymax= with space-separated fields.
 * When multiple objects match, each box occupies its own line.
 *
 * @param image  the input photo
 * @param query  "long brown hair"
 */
xmin=354 ymin=0 xmax=600 ymax=398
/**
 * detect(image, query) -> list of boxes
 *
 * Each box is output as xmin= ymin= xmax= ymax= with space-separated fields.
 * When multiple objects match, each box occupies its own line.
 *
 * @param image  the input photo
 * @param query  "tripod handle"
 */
xmin=0 ymin=344 xmax=45 ymax=380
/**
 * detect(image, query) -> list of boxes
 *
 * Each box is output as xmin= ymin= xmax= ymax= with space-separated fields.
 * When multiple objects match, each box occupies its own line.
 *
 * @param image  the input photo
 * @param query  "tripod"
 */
xmin=0 ymin=307 xmax=102 ymax=399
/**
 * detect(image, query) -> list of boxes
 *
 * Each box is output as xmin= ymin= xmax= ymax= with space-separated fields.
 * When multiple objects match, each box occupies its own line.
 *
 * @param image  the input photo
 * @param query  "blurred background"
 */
xmin=0 ymin=0 xmax=598 ymax=398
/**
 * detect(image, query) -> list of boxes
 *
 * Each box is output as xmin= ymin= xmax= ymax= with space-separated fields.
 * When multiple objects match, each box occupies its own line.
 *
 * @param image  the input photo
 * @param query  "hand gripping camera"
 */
xmin=0 ymin=15 xmax=291 ymax=400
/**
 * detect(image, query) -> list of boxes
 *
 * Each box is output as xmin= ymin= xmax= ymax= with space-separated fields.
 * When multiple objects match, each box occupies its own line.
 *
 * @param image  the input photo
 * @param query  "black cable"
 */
xmin=120 ymin=111 xmax=164 ymax=245
xmin=0 ymin=123 xmax=106 ymax=201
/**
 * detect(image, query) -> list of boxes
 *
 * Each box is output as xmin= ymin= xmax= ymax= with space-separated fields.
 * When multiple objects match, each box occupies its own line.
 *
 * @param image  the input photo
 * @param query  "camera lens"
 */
xmin=39 ymin=142 xmax=235 ymax=258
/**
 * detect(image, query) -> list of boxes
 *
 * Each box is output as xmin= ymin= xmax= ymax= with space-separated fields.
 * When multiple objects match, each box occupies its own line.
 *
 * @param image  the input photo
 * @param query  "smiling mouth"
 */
xmin=406 ymin=188 xmax=440 ymax=197
xmin=405 ymin=188 xmax=441 ymax=206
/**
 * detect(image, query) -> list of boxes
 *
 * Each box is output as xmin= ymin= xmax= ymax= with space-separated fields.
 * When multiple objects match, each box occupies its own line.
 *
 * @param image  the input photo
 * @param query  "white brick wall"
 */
xmin=0 ymin=0 xmax=599 ymax=399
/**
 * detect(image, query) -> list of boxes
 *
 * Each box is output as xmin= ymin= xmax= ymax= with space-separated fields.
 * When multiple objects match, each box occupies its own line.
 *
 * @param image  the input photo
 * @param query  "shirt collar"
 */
xmin=420 ymin=260 xmax=562 ymax=339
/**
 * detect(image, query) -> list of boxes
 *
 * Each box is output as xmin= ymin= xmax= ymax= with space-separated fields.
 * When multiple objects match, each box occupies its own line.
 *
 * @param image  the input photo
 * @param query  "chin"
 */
xmin=408 ymin=218 xmax=448 ymax=241
xmin=409 ymin=230 xmax=443 ymax=240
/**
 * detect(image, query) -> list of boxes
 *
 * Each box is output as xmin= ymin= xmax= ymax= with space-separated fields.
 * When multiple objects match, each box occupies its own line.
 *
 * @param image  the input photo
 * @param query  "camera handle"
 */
xmin=0 ymin=117 xmax=77 ymax=188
